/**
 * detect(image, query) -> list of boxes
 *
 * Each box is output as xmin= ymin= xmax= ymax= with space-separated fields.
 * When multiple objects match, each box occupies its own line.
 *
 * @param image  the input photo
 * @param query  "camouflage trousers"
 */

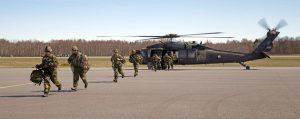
xmin=152 ymin=62 xmax=159 ymax=72
xmin=170 ymin=61 xmax=174 ymax=70
xmin=133 ymin=63 xmax=139 ymax=76
xmin=113 ymin=65 xmax=124 ymax=80
xmin=72 ymin=68 xmax=88 ymax=88
xmin=164 ymin=62 xmax=171 ymax=70
xmin=44 ymin=69 xmax=62 ymax=94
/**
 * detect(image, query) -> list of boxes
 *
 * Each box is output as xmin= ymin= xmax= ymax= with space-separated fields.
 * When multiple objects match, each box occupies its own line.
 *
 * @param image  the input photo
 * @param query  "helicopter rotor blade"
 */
xmin=198 ymin=36 xmax=234 ymax=38
xmin=137 ymin=37 xmax=163 ymax=41
xmin=128 ymin=35 xmax=163 ymax=37
xmin=258 ymin=18 xmax=270 ymax=30
xmin=180 ymin=36 xmax=234 ymax=38
xmin=275 ymin=19 xmax=288 ymax=30
xmin=180 ymin=32 xmax=223 ymax=36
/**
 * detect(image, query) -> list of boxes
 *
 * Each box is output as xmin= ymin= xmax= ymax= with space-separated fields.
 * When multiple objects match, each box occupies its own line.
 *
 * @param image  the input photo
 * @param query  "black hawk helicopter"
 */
xmin=130 ymin=19 xmax=287 ymax=70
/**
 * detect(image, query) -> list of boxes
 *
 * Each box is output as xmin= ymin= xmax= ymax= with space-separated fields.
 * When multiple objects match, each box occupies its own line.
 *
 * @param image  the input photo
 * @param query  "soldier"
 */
xmin=68 ymin=46 xmax=88 ymax=91
xmin=129 ymin=49 xmax=143 ymax=77
xmin=111 ymin=49 xmax=125 ymax=82
xmin=163 ymin=53 xmax=172 ymax=70
xmin=36 ymin=46 xmax=62 ymax=97
xmin=169 ymin=52 xmax=177 ymax=70
xmin=151 ymin=54 xmax=161 ymax=72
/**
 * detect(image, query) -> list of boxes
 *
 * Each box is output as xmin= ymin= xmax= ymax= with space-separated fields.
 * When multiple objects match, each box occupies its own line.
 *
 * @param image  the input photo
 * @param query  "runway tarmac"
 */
xmin=1 ymin=67 xmax=300 ymax=119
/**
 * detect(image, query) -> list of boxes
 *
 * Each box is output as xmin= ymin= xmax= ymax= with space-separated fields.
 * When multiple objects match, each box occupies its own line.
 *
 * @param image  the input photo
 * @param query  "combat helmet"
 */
xmin=44 ymin=46 xmax=53 ymax=52
xmin=131 ymin=49 xmax=136 ymax=54
xmin=72 ymin=46 xmax=79 ymax=51
xmin=114 ymin=49 xmax=119 ymax=53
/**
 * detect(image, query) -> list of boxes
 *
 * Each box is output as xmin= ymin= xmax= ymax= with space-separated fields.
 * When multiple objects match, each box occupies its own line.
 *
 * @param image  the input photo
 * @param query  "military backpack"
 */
xmin=30 ymin=69 xmax=44 ymax=85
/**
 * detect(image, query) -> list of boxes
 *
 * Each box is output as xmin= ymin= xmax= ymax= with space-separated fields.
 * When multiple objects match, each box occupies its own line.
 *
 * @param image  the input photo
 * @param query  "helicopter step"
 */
xmin=239 ymin=62 xmax=250 ymax=70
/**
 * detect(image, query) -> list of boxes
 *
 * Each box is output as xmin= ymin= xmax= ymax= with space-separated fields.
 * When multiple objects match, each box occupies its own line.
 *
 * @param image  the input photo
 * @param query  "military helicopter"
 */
xmin=130 ymin=19 xmax=287 ymax=70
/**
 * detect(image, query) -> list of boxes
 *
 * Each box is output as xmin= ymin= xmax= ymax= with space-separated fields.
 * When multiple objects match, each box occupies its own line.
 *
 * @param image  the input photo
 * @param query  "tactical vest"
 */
xmin=111 ymin=53 xmax=125 ymax=67
xmin=40 ymin=55 xmax=57 ymax=75
xmin=129 ymin=54 xmax=141 ymax=64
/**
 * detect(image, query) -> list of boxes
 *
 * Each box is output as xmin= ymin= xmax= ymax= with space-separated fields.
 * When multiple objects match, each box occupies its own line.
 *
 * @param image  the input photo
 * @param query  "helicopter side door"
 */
xmin=178 ymin=49 xmax=197 ymax=64
xmin=140 ymin=48 xmax=148 ymax=64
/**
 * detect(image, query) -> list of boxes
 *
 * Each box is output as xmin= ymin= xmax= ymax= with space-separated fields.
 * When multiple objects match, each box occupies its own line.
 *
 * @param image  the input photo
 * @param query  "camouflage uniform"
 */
xmin=151 ymin=54 xmax=161 ymax=72
xmin=68 ymin=46 xmax=88 ymax=91
xmin=170 ymin=53 xmax=177 ymax=70
xmin=129 ymin=50 xmax=143 ymax=77
xmin=163 ymin=54 xmax=172 ymax=70
xmin=36 ymin=46 xmax=62 ymax=97
xmin=111 ymin=49 xmax=125 ymax=82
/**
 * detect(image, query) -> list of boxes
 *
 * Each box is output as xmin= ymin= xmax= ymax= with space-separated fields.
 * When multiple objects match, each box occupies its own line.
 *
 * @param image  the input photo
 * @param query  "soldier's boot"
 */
xmin=42 ymin=93 xmax=49 ymax=97
xmin=58 ymin=84 xmax=62 ymax=91
xmin=113 ymin=76 xmax=118 ymax=82
xmin=84 ymin=82 xmax=88 ymax=88
xmin=71 ymin=87 xmax=77 ymax=91
xmin=134 ymin=72 xmax=138 ymax=77
xmin=122 ymin=74 xmax=124 ymax=78
xmin=84 ymin=83 xmax=88 ymax=88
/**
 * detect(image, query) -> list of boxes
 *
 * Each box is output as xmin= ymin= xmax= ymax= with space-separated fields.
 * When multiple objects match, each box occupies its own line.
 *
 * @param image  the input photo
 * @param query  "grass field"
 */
xmin=0 ymin=55 xmax=299 ymax=68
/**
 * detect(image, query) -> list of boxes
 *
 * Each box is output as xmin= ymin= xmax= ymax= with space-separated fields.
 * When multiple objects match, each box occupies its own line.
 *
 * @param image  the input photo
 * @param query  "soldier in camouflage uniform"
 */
xmin=151 ymin=54 xmax=161 ymax=72
xmin=111 ymin=49 xmax=125 ymax=82
xmin=169 ymin=52 xmax=177 ymax=70
xmin=129 ymin=49 xmax=143 ymax=77
xmin=68 ymin=46 xmax=88 ymax=91
xmin=36 ymin=46 xmax=62 ymax=97
xmin=163 ymin=53 xmax=172 ymax=71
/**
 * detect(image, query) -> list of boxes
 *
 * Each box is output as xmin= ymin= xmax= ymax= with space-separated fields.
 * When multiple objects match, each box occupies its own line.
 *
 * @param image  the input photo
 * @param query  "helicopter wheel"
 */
xmin=246 ymin=66 xmax=250 ymax=70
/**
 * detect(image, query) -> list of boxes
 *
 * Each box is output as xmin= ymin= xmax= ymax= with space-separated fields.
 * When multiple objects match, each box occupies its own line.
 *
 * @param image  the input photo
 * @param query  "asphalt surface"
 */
xmin=1 ymin=67 xmax=300 ymax=119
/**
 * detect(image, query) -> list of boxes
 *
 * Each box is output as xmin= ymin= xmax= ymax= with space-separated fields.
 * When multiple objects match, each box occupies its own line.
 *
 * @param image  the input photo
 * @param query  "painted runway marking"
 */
xmin=0 ymin=83 xmax=32 ymax=89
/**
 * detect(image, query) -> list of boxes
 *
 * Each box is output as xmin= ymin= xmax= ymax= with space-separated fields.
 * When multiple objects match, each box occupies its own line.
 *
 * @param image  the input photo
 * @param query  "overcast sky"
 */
xmin=0 ymin=0 xmax=299 ymax=42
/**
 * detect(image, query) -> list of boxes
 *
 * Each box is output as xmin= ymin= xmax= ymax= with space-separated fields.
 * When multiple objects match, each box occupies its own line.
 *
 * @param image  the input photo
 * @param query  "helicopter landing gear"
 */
xmin=239 ymin=62 xmax=250 ymax=70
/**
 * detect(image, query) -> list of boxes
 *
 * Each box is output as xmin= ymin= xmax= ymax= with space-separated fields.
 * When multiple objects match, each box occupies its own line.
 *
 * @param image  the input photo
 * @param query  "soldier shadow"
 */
xmin=123 ymin=75 xmax=135 ymax=78
xmin=88 ymin=81 xmax=115 ymax=83
xmin=31 ymin=89 xmax=76 ymax=92
xmin=0 ymin=94 xmax=55 ymax=98
xmin=170 ymin=68 xmax=259 ymax=71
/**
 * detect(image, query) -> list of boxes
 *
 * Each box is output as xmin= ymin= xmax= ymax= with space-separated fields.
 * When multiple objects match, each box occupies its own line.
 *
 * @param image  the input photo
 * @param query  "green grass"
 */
xmin=0 ymin=55 xmax=299 ymax=68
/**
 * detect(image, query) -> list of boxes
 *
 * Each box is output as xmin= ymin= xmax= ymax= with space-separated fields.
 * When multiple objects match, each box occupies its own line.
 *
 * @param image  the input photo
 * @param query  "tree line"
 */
xmin=0 ymin=37 xmax=299 ymax=57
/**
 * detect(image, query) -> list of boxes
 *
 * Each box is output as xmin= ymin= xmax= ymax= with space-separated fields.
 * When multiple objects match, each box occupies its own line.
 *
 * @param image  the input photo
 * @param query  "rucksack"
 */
xmin=30 ymin=69 xmax=44 ymax=85
xmin=82 ymin=54 xmax=90 ymax=73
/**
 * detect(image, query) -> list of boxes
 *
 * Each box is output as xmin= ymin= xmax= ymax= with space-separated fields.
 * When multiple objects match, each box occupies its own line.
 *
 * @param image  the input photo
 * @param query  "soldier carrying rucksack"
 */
xmin=68 ymin=46 xmax=90 ymax=91
xmin=34 ymin=46 xmax=62 ymax=97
